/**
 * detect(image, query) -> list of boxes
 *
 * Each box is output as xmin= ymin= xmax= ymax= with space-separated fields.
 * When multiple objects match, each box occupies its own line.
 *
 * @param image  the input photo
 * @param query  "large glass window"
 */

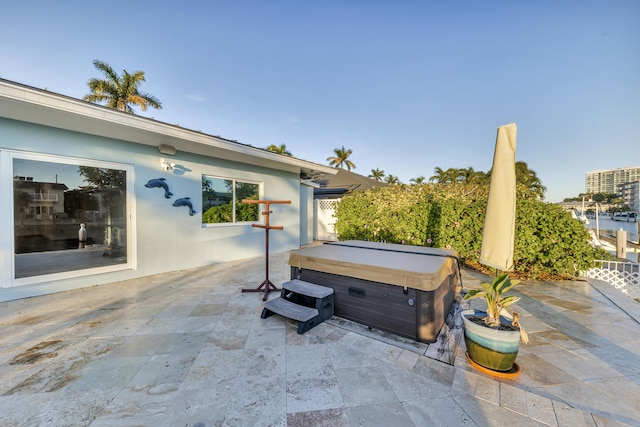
xmin=202 ymin=175 xmax=260 ymax=224
xmin=12 ymin=156 xmax=130 ymax=279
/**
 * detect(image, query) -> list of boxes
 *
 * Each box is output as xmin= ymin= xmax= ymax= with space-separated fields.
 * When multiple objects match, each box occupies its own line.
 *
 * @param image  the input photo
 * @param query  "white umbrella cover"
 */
xmin=479 ymin=123 xmax=517 ymax=272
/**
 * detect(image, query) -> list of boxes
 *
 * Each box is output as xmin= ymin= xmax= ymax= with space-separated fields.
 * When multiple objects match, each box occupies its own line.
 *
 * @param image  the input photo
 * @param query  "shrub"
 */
xmin=334 ymin=185 xmax=609 ymax=279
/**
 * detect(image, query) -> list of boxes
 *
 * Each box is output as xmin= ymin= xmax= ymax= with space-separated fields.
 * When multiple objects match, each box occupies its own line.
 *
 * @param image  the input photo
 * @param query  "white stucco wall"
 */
xmin=0 ymin=118 xmax=302 ymax=301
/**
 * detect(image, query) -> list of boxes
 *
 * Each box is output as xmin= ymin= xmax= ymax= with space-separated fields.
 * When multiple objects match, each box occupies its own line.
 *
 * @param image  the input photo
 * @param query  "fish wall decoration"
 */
xmin=173 ymin=197 xmax=196 ymax=216
xmin=145 ymin=178 xmax=173 ymax=198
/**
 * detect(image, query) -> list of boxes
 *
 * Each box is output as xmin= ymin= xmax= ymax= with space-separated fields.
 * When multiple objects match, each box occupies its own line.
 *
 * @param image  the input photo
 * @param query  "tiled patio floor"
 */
xmin=1 ymin=249 xmax=639 ymax=426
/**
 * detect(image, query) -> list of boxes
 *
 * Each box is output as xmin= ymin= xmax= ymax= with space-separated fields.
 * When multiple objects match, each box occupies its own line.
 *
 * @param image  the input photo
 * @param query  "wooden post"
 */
xmin=241 ymin=199 xmax=291 ymax=301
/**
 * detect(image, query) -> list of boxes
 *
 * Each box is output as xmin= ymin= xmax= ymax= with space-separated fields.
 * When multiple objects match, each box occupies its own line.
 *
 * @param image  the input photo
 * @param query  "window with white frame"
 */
xmin=8 ymin=153 xmax=133 ymax=281
xmin=201 ymin=175 xmax=260 ymax=224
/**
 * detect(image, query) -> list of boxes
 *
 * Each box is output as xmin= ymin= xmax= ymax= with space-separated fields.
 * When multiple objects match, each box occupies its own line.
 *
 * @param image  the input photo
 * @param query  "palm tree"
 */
xmin=429 ymin=167 xmax=450 ymax=184
xmin=384 ymin=174 xmax=400 ymax=185
xmin=265 ymin=144 xmax=292 ymax=156
xmin=487 ymin=161 xmax=547 ymax=200
xmin=327 ymin=146 xmax=356 ymax=171
xmin=84 ymin=60 xmax=162 ymax=113
xmin=368 ymin=168 xmax=385 ymax=181
xmin=410 ymin=176 xmax=426 ymax=185
xmin=458 ymin=167 xmax=477 ymax=184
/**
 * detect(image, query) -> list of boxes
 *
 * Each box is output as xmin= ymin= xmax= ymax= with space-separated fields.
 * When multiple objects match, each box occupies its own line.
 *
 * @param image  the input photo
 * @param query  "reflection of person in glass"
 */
xmin=78 ymin=223 xmax=87 ymax=248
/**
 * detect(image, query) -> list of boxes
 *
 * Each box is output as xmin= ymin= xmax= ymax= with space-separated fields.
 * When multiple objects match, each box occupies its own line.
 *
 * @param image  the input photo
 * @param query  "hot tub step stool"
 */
xmin=261 ymin=279 xmax=334 ymax=334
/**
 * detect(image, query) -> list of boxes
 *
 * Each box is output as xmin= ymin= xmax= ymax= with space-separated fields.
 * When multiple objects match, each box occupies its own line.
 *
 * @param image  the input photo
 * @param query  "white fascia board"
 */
xmin=0 ymin=79 xmax=337 ymax=176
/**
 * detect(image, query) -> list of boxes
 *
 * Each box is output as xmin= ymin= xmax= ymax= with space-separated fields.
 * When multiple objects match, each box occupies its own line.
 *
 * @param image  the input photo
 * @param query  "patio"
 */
xmin=0 ymin=248 xmax=639 ymax=426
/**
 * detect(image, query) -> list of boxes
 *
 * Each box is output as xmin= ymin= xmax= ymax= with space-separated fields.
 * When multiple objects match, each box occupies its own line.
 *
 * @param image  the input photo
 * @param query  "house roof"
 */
xmin=312 ymin=168 xmax=388 ymax=197
xmin=14 ymin=180 xmax=69 ymax=191
xmin=0 ymin=79 xmax=337 ymax=179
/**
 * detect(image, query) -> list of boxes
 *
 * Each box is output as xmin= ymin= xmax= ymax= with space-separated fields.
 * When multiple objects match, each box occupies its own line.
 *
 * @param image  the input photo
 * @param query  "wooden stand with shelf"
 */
xmin=241 ymin=199 xmax=291 ymax=301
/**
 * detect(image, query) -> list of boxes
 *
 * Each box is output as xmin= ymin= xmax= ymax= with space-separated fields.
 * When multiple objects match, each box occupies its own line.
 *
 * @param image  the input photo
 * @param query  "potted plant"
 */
xmin=461 ymin=273 xmax=528 ymax=373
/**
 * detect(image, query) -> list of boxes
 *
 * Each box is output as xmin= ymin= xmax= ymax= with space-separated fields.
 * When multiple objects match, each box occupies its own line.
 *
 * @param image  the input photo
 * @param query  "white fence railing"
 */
xmin=29 ymin=193 xmax=58 ymax=202
xmin=582 ymin=260 xmax=640 ymax=300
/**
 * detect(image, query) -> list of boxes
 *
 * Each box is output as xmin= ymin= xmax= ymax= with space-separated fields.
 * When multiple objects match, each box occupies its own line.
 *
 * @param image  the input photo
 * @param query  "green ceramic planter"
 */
xmin=461 ymin=309 xmax=521 ymax=372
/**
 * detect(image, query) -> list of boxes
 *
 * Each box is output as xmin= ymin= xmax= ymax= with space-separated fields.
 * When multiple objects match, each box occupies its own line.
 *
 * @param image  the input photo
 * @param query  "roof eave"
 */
xmin=0 ymin=79 xmax=337 ymax=177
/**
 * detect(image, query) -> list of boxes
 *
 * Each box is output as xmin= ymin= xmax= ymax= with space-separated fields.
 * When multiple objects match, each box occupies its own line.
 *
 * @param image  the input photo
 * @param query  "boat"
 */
xmin=612 ymin=212 xmax=637 ymax=222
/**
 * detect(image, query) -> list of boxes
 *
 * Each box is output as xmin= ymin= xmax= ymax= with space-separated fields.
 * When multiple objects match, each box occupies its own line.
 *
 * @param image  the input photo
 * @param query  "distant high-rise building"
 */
xmin=585 ymin=166 xmax=640 ymax=194
xmin=617 ymin=181 xmax=640 ymax=213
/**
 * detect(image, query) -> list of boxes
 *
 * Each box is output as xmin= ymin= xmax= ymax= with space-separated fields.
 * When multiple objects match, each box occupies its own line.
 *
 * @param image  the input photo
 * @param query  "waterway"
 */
xmin=584 ymin=215 xmax=639 ymax=244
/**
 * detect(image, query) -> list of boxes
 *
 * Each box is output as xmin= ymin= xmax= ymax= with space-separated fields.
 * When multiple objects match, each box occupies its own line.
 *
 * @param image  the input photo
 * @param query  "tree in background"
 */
xmin=385 ymin=174 xmax=400 ymax=185
xmin=84 ymin=60 xmax=162 ymax=113
xmin=429 ymin=166 xmax=451 ymax=184
xmin=512 ymin=161 xmax=547 ymax=201
xmin=327 ymin=146 xmax=356 ymax=170
xmin=265 ymin=144 xmax=292 ymax=156
xmin=427 ymin=164 xmax=545 ymax=200
xmin=458 ymin=167 xmax=489 ymax=185
xmin=369 ymin=168 xmax=385 ymax=181
xmin=410 ymin=176 xmax=427 ymax=185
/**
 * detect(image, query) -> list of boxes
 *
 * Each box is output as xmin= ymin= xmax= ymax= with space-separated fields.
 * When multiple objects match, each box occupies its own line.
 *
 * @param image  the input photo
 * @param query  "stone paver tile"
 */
xmin=413 ymin=354 xmax=457 ymax=386
xmin=473 ymin=374 xmax=500 ymax=405
xmin=90 ymin=317 xmax=150 ymax=337
xmin=151 ymin=303 xmax=197 ymax=320
xmin=453 ymin=391 xmax=547 ymax=427
xmin=535 ymin=348 xmax=623 ymax=381
xmin=287 ymin=408 xmax=350 ymax=427
xmin=244 ymin=325 xmax=286 ymax=350
xmin=395 ymin=349 xmax=420 ymax=370
xmin=326 ymin=343 xmax=384 ymax=369
xmin=126 ymin=352 xmax=196 ymax=387
xmin=286 ymin=344 xmax=332 ymax=376
xmin=2 ymin=388 xmax=117 ymax=426
xmin=177 ymin=315 xmax=220 ymax=334
xmin=515 ymin=353 xmax=579 ymax=388
xmin=526 ymin=391 xmax=557 ymax=426
xmin=224 ymin=374 xmax=287 ymax=427
xmin=552 ymin=401 xmax=590 ymax=427
xmin=587 ymin=346 xmax=640 ymax=377
xmin=89 ymin=383 xmax=180 ymax=426
xmin=347 ymin=402 xmax=415 ymax=427
xmin=108 ymin=334 xmax=170 ymax=357
xmin=403 ymin=396 xmax=476 ymax=426
xmin=189 ymin=302 xmax=228 ymax=317
xmin=286 ymin=367 xmax=344 ymax=413
xmin=383 ymin=364 xmax=450 ymax=401
xmin=161 ymin=379 xmax=232 ymax=426
xmin=334 ymin=365 xmax=397 ymax=407
xmin=539 ymin=382 xmax=640 ymax=427
xmin=365 ymin=339 xmax=403 ymax=364
xmin=240 ymin=346 xmax=286 ymax=379
xmin=589 ymin=413 xmax=634 ymax=427
xmin=337 ymin=330 xmax=373 ymax=350
xmin=206 ymin=328 xmax=248 ymax=351
xmin=451 ymin=368 xmax=479 ymax=396
xmin=185 ymin=347 xmax=243 ymax=382
xmin=155 ymin=331 xmax=209 ymax=355
xmin=588 ymin=374 xmax=640 ymax=406
xmin=66 ymin=356 xmax=148 ymax=391
xmin=500 ymin=382 xmax=528 ymax=416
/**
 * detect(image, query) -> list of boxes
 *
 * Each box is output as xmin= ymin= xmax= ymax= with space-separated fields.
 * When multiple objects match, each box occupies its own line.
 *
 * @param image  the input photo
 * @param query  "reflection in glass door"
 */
xmin=13 ymin=157 xmax=129 ymax=279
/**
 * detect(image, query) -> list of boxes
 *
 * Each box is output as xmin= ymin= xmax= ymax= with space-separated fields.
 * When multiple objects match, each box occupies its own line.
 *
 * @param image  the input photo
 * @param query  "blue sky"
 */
xmin=1 ymin=1 xmax=638 ymax=202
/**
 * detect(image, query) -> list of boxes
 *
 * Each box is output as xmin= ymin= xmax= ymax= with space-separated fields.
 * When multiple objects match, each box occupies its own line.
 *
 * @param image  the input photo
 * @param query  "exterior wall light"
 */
xmin=158 ymin=144 xmax=176 ymax=155
xmin=160 ymin=158 xmax=175 ymax=171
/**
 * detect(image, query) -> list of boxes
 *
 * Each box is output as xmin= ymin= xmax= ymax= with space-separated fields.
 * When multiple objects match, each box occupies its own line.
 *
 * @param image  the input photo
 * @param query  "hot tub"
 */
xmin=288 ymin=240 xmax=459 ymax=343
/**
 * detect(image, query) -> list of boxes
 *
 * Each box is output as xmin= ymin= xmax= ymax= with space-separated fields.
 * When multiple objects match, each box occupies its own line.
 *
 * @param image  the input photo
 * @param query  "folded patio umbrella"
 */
xmin=479 ymin=123 xmax=517 ymax=272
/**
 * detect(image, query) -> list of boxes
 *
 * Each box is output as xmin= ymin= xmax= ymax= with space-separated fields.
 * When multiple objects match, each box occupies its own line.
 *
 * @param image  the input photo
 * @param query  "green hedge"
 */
xmin=333 ymin=185 xmax=609 ymax=279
